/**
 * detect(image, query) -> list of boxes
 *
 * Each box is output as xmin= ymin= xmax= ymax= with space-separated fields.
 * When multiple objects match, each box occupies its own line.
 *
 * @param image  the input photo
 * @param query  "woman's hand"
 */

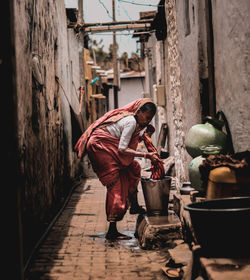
xmin=146 ymin=152 xmax=163 ymax=164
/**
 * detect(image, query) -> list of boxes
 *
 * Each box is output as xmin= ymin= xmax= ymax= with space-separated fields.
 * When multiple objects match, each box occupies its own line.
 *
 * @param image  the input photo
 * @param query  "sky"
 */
xmin=65 ymin=0 xmax=159 ymax=56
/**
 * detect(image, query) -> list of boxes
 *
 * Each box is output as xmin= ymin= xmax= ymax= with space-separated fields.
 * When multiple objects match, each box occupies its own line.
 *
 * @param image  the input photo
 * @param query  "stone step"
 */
xmin=135 ymin=211 xmax=183 ymax=249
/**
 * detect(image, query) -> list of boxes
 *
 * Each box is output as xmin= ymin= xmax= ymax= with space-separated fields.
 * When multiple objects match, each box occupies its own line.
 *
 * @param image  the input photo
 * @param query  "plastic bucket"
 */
xmin=141 ymin=176 xmax=171 ymax=216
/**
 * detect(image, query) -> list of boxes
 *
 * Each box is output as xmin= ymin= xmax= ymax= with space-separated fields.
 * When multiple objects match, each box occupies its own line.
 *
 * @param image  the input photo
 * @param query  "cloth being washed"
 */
xmin=142 ymin=125 xmax=165 ymax=180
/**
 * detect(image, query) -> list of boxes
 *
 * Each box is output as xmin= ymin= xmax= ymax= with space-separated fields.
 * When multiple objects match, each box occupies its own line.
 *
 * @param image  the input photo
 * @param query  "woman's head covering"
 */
xmin=75 ymin=98 xmax=154 ymax=158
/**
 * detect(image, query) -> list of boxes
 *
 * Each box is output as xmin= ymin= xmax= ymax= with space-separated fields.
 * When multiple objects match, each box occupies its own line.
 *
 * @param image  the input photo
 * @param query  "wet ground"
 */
xmin=26 ymin=178 xmax=170 ymax=280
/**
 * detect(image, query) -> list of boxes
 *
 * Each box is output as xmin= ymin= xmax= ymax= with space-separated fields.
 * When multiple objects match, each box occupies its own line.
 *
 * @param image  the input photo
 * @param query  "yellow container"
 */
xmin=206 ymin=167 xmax=250 ymax=199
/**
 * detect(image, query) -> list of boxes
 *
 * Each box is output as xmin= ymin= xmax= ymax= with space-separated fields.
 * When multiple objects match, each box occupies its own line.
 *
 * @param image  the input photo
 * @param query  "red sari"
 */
xmin=141 ymin=133 xmax=165 ymax=180
xmin=75 ymin=98 xmax=153 ymax=222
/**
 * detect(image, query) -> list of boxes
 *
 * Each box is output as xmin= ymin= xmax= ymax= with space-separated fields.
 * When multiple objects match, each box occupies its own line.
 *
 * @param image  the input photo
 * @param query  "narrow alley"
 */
xmin=26 ymin=178 xmax=170 ymax=280
xmin=3 ymin=0 xmax=250 ymax=279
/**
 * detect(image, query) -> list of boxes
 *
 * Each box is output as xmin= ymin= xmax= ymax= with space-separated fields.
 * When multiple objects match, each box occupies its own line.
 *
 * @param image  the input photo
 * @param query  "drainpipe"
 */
xmin=205 ymin=0 xmax=216 ymax=117
xmin=112 ymin=0 xmax=119 ymax=108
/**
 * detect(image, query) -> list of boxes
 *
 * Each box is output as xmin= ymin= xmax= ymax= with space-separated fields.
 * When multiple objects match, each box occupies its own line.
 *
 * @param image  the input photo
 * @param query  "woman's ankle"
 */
xmin=107 ymin=222 xmax=118 ymax=234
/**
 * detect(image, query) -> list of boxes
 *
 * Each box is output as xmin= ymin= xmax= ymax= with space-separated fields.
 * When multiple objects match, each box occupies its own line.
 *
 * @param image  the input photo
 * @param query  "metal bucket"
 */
xmin=141 ymin=176 xmax=171 ymax=216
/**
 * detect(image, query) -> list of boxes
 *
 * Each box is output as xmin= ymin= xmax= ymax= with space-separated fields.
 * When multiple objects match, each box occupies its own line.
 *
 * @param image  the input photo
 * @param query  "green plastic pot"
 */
xmin=185 ymin=116 xmax=228 ymax=158
xmin=188 ymin=145 xmax=222 ymax=192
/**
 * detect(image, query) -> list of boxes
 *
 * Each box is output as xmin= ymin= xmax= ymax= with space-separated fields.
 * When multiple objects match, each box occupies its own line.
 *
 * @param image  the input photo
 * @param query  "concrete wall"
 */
xmin=144 ymin=34 xmax=167 ymax=145
xmin=153 ymin=40 xmax=168 ymax=146
xmin=164 ymin=0 xmax=250 ymax=188
xmin=211 ymin=0 xmax=250 ymax=152
xmin=118 ymin=78 xmax=145 ymax=108
xmin=175 ymin=0 xmax=205 ymax=131
xmin=14 ymin=0 xmax=83 ymax=261
xmin=165 ymin=0 xmax=189 ymax=186
xmin=108 ymin=77 xmax=145 ymax=110
xmin=56 ymin=6 xmax=83 ymax=178
xmin=165 ymin=0 xmax=209 ymax=181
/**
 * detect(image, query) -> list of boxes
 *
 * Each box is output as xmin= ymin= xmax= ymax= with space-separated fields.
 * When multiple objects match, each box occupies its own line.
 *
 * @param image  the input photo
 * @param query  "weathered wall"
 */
xmin=165 ymin=0 xmax=188 ymax=186
xmin=56 ymin=5 xmax=83 ymax=178
xmin=154 ymin=40 xmax=168 ymax=145
xmin=164 ymin=0 xmax=215 ymax=184
xmin=108 ymin=77 xmax=145 ymax=110
xmin=212 ymin=0 xmax=250 ymax=152
xmin=164 ymin=0 xmax=250 ymax=187
xmin=172 ymin=0 xmax=210 ymax=177
xmin=118 ymin=78 xmax=145 ymax=108
xmin=175 ymin=0 xmax=205 ymax=131
xmin=144 ymin=34 xmax=166 ymax=145
xmin=14 ymin=0 xmax=83 ymax=261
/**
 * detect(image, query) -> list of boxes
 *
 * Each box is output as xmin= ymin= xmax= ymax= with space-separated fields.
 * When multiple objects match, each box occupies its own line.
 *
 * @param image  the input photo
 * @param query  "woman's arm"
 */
xmin=118 ymin=147 xmax=161 ymax=163
xmin=118 ymin=119 xmax=161 ymax=163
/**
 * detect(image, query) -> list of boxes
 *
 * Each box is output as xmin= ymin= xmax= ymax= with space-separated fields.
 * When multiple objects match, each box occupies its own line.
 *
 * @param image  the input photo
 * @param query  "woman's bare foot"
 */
xmin=105 ymin=222 xmax=131 ymax=240
xmin=105 ymin=231 xmax=131 ymax=240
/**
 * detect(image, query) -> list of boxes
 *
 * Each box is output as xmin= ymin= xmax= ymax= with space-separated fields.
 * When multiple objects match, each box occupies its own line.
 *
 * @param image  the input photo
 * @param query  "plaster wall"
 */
xmin=144 ymin=34 xmax=161 ymax=145
xmin=165 ymin=0 xmax=189 ymax=186
xmin=175 ymin=0 xmax=204 ymax=132
xmin=14 ymin=0 xmax=82 ymax=260
xmin=153 ymin=40 xmax=168 ymax=146
xmin=164 ymin=0 xmax=212 ymax=183
xmin=211 ymin=0 xmax=250 ymax=152
xmin=108 ymin=77 xmax=145 ymax=110
xmin=164 ymin=0 xmax=250 ymax=187
xmin=118 ymin=78 xmax=145 ymax=108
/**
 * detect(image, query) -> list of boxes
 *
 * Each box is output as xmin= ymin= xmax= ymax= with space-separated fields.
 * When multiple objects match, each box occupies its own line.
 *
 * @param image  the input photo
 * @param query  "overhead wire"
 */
xmin=97 ymin=0 xmax=113 ymax=20
xmin=92 ymin=1 xmax=158 ymax=58
xmin=117 ymin=0 xmax=133 ymax=54
xmin=118 ymin=0 xmax=164 ymax=8
xmin=118 ymin=0 xmax=132 ymax=20
xmin=89 ymin=30 xmax=155 ymax=36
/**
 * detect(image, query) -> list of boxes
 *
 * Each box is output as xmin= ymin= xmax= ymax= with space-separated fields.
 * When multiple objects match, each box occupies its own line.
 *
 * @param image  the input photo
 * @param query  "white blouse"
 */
xmin=106 ymin=115 xmax=137 ymax=149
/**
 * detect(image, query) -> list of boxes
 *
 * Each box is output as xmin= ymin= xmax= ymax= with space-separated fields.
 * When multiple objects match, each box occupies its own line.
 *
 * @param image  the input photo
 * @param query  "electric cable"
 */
xmin=118 ymin=0 xmax=132 ymax=20
xmin=89 ymin=30 xmax=155 ymax=35
xmin=118 ymin=0 xmax=163 ymax=8
xmin=97 ymin=0 xmax=113 ymax=20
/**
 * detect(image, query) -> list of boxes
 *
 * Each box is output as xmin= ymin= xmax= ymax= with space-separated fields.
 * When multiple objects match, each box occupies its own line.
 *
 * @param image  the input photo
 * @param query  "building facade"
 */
xmin=11 ymin=0 xmax=88 ymax=268
xmin=141 ymin=0 xmax=250 ymax=188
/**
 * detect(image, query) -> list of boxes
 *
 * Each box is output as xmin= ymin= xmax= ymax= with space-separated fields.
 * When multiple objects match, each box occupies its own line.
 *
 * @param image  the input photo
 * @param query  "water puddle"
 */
xmin=88 ymin=233 xmax=106 ymax=239
xmin=87 ymin=231 xmax=141 ymax=250
xmin=73 ymin=213 xmax=96 ymax=216
xmin=209 ymin=263 xmax=246 ymax=272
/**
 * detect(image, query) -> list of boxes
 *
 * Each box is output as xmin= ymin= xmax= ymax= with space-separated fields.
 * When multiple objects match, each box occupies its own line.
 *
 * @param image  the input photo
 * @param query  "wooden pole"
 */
xmin=82 ymin=19 xmax=153 ymax=27
xmin=77 ymin=0 xmax=84 ymax=25
xmin=84 ymin=23 xmax=151 ymax=33
xmin=113 ymin=0 xmax=118 ymax=108
xmin=78 ymin=0 xmax=87 ymax=129
xmin=68 ymin=19 xmax=153 ymax=29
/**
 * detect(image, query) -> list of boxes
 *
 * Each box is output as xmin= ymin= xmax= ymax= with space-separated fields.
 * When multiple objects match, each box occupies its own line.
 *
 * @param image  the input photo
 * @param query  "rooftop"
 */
xmin=107 ymin=70 xmax=145 ymax=80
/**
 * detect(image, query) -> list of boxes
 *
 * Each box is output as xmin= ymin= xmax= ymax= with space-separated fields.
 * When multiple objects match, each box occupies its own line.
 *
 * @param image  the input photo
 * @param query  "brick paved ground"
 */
xmin=26 ymin=178 xmax=170 ymax=280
